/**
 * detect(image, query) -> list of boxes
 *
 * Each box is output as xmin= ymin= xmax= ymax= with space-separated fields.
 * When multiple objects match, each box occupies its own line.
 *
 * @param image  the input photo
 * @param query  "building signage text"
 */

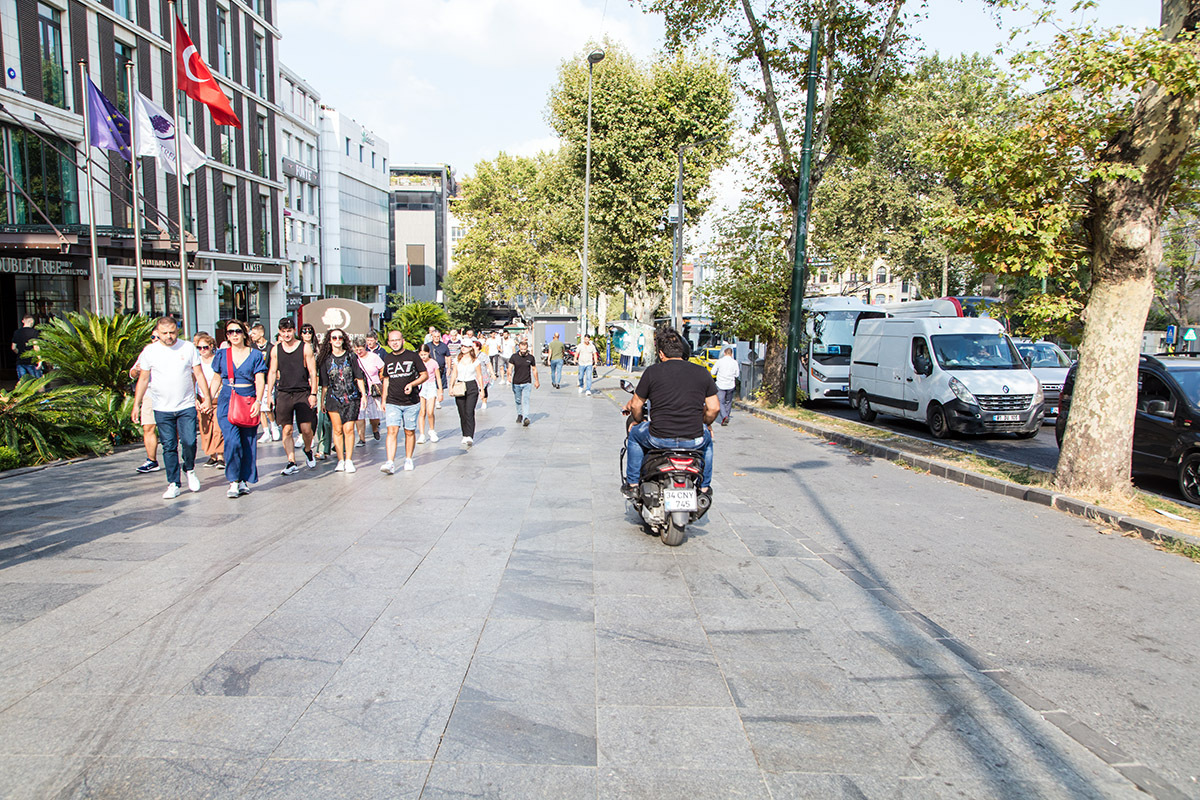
xmin=207 ymin=257 xmax=284 ymax=276
xmin=282 ymin=157 xmax=318 ymax=184
xmin=0 ymin=256 xmax=90 ymax=277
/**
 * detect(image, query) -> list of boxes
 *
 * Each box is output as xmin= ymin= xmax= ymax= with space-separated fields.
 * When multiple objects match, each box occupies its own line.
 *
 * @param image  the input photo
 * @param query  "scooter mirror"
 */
xmin=619 ymin=379 xmax=635 ymax=393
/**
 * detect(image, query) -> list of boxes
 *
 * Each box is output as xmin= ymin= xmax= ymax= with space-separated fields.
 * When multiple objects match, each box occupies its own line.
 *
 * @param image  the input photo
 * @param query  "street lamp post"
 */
xmin=581 ymin=49 xmax=604 ymax=340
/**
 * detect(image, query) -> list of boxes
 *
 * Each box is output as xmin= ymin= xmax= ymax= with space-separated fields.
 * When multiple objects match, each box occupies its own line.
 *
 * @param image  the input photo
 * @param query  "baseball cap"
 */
xmin=278 ymin=317 xmax=295 ymax=330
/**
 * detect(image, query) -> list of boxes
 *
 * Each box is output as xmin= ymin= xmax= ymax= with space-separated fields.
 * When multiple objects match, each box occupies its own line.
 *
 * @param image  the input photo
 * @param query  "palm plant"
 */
xmin=386 ymin=302 xmax=451 ymax=348
xmin=0 ymin=376 xmax=107 ymax=464
xmin=35 ymin=312 xmax=157 ymax=396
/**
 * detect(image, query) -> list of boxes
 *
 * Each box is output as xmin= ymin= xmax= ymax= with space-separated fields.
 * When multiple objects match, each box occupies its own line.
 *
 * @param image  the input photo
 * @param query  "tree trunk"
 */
xmin=760 ymin=306 xmax=789 ymax=404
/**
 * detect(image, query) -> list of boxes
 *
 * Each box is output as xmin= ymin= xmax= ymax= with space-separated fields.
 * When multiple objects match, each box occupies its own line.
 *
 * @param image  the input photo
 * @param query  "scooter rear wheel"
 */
xmin=662 ymin=515 xmax=685 ymax=547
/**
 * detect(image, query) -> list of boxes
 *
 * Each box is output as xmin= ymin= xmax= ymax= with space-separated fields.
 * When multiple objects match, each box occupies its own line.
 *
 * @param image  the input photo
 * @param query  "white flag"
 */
xmin=133 ymin=91 xmax=206 ymax=182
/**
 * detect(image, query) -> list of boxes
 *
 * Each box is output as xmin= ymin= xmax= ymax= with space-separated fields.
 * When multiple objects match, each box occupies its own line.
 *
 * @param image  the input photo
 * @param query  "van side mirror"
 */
xmin=1144 ymin=399 xmax=1171 ymax=417
xmin=914 ymin=356 xmax=933 ymax=376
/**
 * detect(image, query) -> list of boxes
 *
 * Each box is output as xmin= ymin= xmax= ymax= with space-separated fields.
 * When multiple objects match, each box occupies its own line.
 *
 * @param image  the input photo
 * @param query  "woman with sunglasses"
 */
xmin=209 ymin=321 xmax=267 ymax=498
xmin=316 ymin=327 xmax=367 ymax=472
xmin=448 ymin=339 xmax=485 ymax=447
xmin=193 ymin=332 xmax=224 ymax=469
xmin=300 ymin=324 xmax=331 ymax=460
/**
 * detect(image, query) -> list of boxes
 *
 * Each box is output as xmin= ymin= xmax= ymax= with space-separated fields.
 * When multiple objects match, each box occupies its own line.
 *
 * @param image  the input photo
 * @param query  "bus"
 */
xmin=799 ymin=297 xmax=886 ymax=402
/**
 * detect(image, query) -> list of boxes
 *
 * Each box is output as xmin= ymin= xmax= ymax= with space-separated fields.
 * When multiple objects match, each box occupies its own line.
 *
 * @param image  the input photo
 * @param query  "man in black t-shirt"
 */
xmin=507 ymin=337 xmax=540 ymax=426
xmin=11 ymin=314 xmax=41 ymax=380
xmin=623 ymin=328 xmax=719 ymax=495
xmin=380 ymin=329 xmax=428 ymax=473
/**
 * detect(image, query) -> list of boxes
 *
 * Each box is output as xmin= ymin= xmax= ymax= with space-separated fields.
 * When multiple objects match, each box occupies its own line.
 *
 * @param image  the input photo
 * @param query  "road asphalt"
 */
xmin=0 ymin=366 xmax=1196 ymax=799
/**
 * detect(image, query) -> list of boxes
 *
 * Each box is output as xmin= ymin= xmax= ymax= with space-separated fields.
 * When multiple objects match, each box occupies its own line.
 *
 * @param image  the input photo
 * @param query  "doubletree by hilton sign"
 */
xmin=0 ymin=256 xmax=89 ymax=277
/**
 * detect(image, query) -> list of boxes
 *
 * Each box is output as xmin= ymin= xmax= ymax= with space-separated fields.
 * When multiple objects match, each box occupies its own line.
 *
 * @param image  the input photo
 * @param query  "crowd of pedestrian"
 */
xmin=128 ymin=319 xmax=555 ymax=500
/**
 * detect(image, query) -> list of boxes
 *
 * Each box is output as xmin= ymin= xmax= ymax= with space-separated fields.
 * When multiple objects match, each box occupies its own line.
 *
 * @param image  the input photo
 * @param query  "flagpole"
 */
xmin=126 ymin=60 xmax=144 ymax=315
xmin=168 ymin=2 xmax=191 ymax=337
xmin=78 ymin=61 xmax=101 ymax=315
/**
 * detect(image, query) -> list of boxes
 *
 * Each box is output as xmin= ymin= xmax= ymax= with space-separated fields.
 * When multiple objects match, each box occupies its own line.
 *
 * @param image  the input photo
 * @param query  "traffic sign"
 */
xmin=1166 ymin=324 xmax=1177 ymax=344
xmin=1185 ymin=328 xmax=1197 ymax=342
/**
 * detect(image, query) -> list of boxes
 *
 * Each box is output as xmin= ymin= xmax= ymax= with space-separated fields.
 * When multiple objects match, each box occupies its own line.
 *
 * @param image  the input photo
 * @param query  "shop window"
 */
xmin=219 ymin=280 xmax=264 ymax=326
xmin=113 ymin=277 xmax=181 ymax=319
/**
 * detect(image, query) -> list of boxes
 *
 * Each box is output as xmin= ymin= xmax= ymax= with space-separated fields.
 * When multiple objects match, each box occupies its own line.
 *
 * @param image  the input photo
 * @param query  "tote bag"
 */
xmin=226 ymin=349 xmax=261 ymax=428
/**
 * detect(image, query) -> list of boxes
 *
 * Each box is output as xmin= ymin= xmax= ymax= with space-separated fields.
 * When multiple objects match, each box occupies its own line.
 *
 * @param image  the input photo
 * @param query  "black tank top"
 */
xmin=276 ymin=342 xmax=310 ymax=392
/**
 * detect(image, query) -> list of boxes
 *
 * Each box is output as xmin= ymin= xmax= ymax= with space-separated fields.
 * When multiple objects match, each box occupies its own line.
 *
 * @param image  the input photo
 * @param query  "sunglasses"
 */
xmin=226 ymin=329 xmax=244 ymax=335
xmin=197 ymin=345 xmax=212 ymax=351
xmin=330 ymin=335 xmax=344 ymax=341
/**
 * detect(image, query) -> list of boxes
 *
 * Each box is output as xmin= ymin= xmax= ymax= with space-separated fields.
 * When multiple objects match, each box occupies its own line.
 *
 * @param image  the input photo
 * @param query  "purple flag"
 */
xmin=85 ymin=76 xmax=132 ymax=160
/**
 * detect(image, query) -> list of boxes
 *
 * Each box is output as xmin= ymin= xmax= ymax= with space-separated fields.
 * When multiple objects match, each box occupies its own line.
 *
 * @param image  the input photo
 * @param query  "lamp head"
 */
xmin=587 ymin=50 xmax=605 ymax=65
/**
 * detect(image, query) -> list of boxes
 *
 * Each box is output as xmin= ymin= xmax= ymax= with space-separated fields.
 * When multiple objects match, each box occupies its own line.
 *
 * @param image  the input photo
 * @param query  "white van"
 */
xmin=850 ymin=317 xmax=1044 ymax=438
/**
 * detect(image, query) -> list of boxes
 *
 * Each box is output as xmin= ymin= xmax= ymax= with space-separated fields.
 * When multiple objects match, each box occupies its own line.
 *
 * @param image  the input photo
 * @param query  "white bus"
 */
xmin=799 ymin=297 xmax=886 ymax=402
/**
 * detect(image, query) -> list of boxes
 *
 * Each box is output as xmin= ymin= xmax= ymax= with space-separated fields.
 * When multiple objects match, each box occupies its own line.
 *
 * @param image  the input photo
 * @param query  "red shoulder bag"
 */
xmin=225 ymin=348 xmax=261 ymax=428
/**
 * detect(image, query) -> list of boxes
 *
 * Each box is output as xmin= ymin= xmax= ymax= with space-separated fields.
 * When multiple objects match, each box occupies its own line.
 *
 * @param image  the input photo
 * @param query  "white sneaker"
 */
xmin=345 ymin=460 xmax=357 ymax=473
xmin=380 ymin=461 xmax=394 ymax=473
xmin=586 ymin=391 xmax=592 ymax=396
xmin=428 ymin=429 xmax=439 ymax=442
xmin=416 ymin=434 xmax=426 ymax=444
xmin=465 ymin=437 xmax=474 ymax=448
xmin=481 ymin=403 xmax=487 ymax=411
xmin=578 ymin=387 xmax=583 ymax=394
xmin=185 ymin=470 xmax=200 ymax=493
xmin=227 ymin=483 xmax=239 ymax=498
xmin=461 ymin=436 xmax=469 ymax=445
xmin=258 ymin=431 xmax=272 ymax=443
xmin=162 ymin=483 xmax=181 ymax=499
xmin=294 ymin=436 xmax=303 ymax=447
xmin=271 ymin=424 xmax=282 ymax=441
xmin=334 ymin=460 xmax=345 ymax=472
xmin=237 ymin=481 xmax=251 ymax=495
xmin=404 ymin=458 xmax=414 ymax=471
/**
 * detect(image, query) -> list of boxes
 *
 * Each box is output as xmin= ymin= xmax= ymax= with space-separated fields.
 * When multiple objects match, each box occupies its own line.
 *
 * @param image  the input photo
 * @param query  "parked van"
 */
xmin=850 ymin=317 xmax=1044 ymax=438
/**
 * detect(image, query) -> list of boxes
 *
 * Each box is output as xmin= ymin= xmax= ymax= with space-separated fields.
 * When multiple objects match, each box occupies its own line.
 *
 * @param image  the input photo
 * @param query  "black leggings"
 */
xmin=456 ymin=380 xmax=478 ymax=437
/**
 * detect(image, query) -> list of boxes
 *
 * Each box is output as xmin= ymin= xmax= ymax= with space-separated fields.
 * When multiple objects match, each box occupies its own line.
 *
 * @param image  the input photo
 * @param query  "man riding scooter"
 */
xmin=622 ymin=328 xmax=720 ymax=498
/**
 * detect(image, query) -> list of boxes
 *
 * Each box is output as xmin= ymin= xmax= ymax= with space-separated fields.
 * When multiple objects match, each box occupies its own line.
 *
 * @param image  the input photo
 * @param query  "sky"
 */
xmin=278 ymin=0 xmax=1157 ymax=180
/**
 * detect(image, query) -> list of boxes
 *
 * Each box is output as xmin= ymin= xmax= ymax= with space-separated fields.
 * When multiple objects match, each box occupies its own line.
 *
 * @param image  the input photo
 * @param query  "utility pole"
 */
xmin=784 ymin=25 xmax=821 ymax=407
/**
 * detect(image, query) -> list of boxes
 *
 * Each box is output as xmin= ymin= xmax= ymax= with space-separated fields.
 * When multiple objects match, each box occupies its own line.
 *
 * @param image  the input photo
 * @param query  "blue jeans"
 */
xmin=16 ymin=364 xmax=42 ymax=380
xmin=578 ymin=363 xmax=593 ymax=392
xmin=625 ymin=420 xmax=713 ymax=488
xmin=550 ymin=359 xmax=563 ymax=385
xmin=154 ymin=406 xmax=198 ymax=486
xmin=513 ymin=382 xmax=532 ymax=417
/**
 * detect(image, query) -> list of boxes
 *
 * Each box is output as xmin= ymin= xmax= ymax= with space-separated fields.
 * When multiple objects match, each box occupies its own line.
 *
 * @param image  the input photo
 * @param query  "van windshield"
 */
xmin=930 ymin=333 xmax=1025 ymax=370
xmin=810 ymin=311 xmax=860 ymax=366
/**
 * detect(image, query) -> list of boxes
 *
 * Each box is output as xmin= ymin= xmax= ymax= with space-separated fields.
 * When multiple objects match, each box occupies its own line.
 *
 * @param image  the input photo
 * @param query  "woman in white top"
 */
xmin=193 ymin=332 xmax=224 ymax=469
xmin=448 ymin=340 xmax=485 ymax=447
xmin=353 ymin=336 xmax=384 ymax=445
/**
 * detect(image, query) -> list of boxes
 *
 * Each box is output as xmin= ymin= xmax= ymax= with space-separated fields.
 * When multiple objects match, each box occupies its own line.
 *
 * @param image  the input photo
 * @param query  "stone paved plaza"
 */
xmin=0 ymin=369 xmax=1196 ymax=798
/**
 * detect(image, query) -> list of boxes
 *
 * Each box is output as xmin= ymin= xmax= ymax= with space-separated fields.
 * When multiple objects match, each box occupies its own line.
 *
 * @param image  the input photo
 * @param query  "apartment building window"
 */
xmin=307 ymin=144 xmax=315 ymax=166
xmin=218 ymin=125 xmax=234 ymax=166
xmin=258 ymin=194 xmax=271 ymax=257
xmin=5 ymin=127 xmax=79 ymax=225
xmin=901 ymin=280 xmax=910 ymax=293
xmin=382 ymin=158 xmax=387 ymax=173
xmin=216 ymin=8 xmax=230 ymax=77
xmin=371 ymin=152 xmax=376 ymax=168
xmin=298 ymin=223 xmax=305 ymax=244
xmin=224 ymin=184 xmax=238 ymax=253
xmin=182 ymin=183 xmax=195 ymax=234
xmin=176 ymin=91 xmax=191 ymax=135
xmin=113 ymin=42 xmax=134 ymax=115
xmin=113 ymin=0 xmax=134 ymax=22
xmin=256 ymin=116 xmax=269 ymax=178
xmin=38 ymin=4 xmax=67 ymax=110
xmin=253 ymin=35 xmax=266 ymax=99
xmin=345 ymin=137 xmax=350 ymax=156
xmin=358 ymin=145 xmax=363 ymax=163
xmin=307 ymin=184 xmax=315 ymax=211
xmin=876 ymin=268 xmax=887 ymax=284
xmin=284 ymin=217 xmax=292 ymax=242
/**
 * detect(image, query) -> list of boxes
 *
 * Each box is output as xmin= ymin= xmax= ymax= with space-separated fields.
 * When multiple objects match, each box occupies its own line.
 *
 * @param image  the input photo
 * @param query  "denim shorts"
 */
xmin=385 ymin=403 xmax=420 ymax=431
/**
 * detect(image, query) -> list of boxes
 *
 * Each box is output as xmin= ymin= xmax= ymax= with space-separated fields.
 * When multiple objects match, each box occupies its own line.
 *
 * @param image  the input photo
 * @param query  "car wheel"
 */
xmin=1178 ymin=452 xmax=1200 ymax=503
xmin=927 ymin=403 xmax=951 ymax=439
xmin=857 ymin=391 xmax=877 ymax=422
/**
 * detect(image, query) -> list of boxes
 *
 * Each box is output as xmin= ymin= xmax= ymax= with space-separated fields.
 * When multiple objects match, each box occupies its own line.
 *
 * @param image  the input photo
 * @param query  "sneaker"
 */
xmin=204 ymin=456 xmax=219 ymax=468
xmin=136 ymin=459 xmax=160 ymax=474
xmin=304 ymin=449 xmax=316 ymax=468
xmin=586 ymin=391 xmax=592 ymax=397
xmin=238 ymin=481 xmax=251 ymax=495
xmin=271 ymin=424 xmax=282 ymax=441
xmin=428 ymin=430 xmax=439 ymax=442
xmin=345 ymin=460 xmax=357 ymax=473
xmin=516 ymin=415 xmax=523 ymax=423
xmin=186 ymin=470 xmax=200 ymax=492
xmin=281 ymin=462 xmax=299 ymax=476
xmin=334 ymin=460 xmax=346 ymax=472
xmin=227 ymin=483 xmax=239 ymax=498
xmin=258 ymin=431 xmax=272 ymax=443
xmin=462 ymin=436 xmax=469 ymax=445
xmin=403 ymin=458 xmax=414 ymax=471
xmin=373 ymin=430 xmax=380 ymax=440
xmin=417 ymin=433 xmax=426 ymax=445
xmin=380 ymin=461 xmax=395 ymax=474
xmin=620 ymin=482 xmax=637 ymax=499
xmin=465 ymin=437 xmax=474 ymax=448
xmin=162 ymin=483 xmax=181 ymax=499
xmin=294 ymin=435 xmax=303 ymax=447
xmin=356 ymin=440 xmax=366 ymax=448
xmin=523 ymin=418 xmax=530 ymax=427
xmin=481 ymin=403 xmax=487 ymax=411
xmin=578 ymin=387 xmax=583 ymax=394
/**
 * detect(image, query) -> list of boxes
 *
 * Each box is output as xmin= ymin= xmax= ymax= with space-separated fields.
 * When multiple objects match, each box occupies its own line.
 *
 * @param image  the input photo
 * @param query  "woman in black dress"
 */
xmin=316 ymin=327 xmax=366 ymax=473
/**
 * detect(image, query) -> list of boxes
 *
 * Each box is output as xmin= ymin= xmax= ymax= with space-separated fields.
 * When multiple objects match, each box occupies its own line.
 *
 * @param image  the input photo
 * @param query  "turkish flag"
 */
xmin=175 ymin=17 xmax=241 ymax=128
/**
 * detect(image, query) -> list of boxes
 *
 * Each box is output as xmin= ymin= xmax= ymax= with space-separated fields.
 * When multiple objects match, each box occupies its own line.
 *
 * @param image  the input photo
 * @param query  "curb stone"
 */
xmin=733 ymin=400 xmax=1200 ymax=552
xmin=0 ymin=443 xmax=142 ymax=482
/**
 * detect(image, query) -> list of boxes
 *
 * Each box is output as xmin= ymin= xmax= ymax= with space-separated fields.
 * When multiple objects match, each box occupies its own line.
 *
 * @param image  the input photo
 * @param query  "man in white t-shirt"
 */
xmin=132 ymin=317 xmax=213 ymax=499
xmin=713 ymin=346 xmax=740 ymax=426
xmin=577 ymin=335 xmax=597 ymax=396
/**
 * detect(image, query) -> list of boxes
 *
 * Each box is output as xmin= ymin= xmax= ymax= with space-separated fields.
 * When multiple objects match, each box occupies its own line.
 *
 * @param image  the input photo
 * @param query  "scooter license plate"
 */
xmin=663 ymin=488 xmax=697 ymax=512
xmin=992 ymin=414 xmax=1020 ymax=422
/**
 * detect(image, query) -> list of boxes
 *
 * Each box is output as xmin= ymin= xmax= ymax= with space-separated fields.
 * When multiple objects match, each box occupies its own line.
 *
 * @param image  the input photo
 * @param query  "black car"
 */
xmin=1056 ymin=354 xmax=1200 ymax=501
